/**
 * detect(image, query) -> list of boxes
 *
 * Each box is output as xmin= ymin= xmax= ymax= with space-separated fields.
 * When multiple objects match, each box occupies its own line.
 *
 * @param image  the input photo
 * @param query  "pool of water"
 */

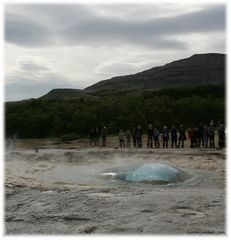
xmin=5 ymin=148 xmax=219 ymax=189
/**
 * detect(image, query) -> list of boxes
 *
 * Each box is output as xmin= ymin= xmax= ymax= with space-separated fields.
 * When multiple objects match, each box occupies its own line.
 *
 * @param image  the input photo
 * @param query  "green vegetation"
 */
xmin=5 ymin=84 xmax=225 ymax=139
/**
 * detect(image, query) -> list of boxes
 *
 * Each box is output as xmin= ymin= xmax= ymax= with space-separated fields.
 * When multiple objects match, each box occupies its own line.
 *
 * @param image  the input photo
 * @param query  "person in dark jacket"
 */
xmin=90 ymin=128 xmax=95 ymax=146
xmin=217 ymin=123 xmax=225 ymax=148
xmin=178 ymin=124 xmax=186 ymax=148
xmin=194 ymin=127 xmax=200 ymax=148
xmin=203 ymin=125 xmax=209 ymax=148
xmin=162 ymin=126 xmax=169 ymax=148
xmin=95 ymin=128 xmax=100 ymax=146
xmin=208 ymin=120 xmax=215 ymax=148
xmin=101 ymin=127 xmax=107 ymax=147
xmin=147 ymin=124 xmax=153 ymax=148
xmin=131 ymin=127 xmax=137 ymax=147
xmin=170 ymin=124 xmax=177 ymax=148
xmin=198 ymin=123 xmax=204 ymax=147
xmin=153 ymin=128 xmax=160 ymax=148
xmin=136 ymin=125 xmax=142 ymax=148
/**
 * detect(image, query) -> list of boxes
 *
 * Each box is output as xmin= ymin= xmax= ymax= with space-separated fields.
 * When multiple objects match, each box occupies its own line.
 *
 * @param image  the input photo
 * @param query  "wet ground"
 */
xmin=5 ymin=145 xmax=226 ymax=235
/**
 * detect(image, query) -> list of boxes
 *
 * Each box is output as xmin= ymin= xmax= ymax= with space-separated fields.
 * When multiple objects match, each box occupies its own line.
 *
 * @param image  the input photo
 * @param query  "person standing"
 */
xmin=170 ymin=124 xmax=177 ymax=148
xmin=90 ymin=128 xmax=95 ymax=146
xmin=208 ymin=120 xmax=215 ymax=148
xmin=118 ymin=129 xmax=125 ymax=148
xmin=194 ymin=127 xmax=200 ymax=148
xmin=131 ymin=127 xmax=137 ymax=148
xmin=203 ymin=125 xmax=209 ymax=148
xmin=136 ymin=125 xmax=142 ymax=148
xmin=125 ymin=129 xmax=131 ymax=148
xmin=217 ymin=123 xmax=225 ymax=148
xmin=188 ymin=127 xmax=196 ymax=148
xmin=178 ymin=124 xmax=186 ymax=148
xmin=153 ymin=128 xmax=160 ymax=148
xmin=147 ymin=124 xmax=153 ymax=148
xmin=101 ymin=127 xmax=107 ymax=147
xmin=95 ymin=128 xmax=100 ymax=146
xmin=162 ymin=126 xmax=169 ymax=148
xmin=198 ymin=123 xmax=204 ymax=147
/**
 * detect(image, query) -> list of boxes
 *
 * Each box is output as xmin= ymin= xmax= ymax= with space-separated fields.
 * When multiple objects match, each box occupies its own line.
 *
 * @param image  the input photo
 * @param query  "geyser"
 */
xmin=100 ymin=163 xmax=189 ymax=184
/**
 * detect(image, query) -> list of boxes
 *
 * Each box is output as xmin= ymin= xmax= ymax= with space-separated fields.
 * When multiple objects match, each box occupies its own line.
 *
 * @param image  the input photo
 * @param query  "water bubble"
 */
xmin=100 ymin=163 xmax=189 ymax=184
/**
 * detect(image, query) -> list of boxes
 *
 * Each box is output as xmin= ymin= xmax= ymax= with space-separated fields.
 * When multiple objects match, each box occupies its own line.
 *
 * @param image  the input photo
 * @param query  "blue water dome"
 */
xmin=100 ymin=163 xmax=189 ymax=184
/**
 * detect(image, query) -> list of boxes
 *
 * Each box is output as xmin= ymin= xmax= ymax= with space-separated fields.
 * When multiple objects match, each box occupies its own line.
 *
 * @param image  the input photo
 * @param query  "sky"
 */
xmin=4 ymin=3 xmax=226 ymax=101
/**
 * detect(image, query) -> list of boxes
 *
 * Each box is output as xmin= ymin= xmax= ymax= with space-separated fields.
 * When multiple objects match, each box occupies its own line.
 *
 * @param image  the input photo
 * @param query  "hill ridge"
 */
xmin=39 ymin=53 xmax=225 ymax=99
xmin=83 ymin=53 xmax=225 ymax=94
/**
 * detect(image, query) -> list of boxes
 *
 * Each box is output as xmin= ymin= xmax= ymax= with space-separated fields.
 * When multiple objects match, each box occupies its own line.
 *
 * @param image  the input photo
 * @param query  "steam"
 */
xmin=6 ymin=134 xmax=17 ymax=151
xmin=6 ymin=147 xmax=205 ymax=190
xmin=5 ymin=147 xmax=157 ymax=188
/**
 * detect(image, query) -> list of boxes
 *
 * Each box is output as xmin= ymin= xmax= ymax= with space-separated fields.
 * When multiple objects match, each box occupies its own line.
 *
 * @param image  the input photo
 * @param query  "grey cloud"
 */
xmin=19 ymin=62 xmax=50 ymax=72
xmin=62 ymin=5 xmax=225 ymax=42
xmin=7 ymin=4 xmax=96 ymax=24
xmin=150 ymin=5 xmax=225 ymax=34
xmin=5 ymin=4 xmax=98 ymax=47
xmin=17 ymin=57 xmax=51 ymax=72
xmin=5 ymin=4 xmax=225 ymax=49
xmin=5 ymin=13 xmax=53 ymax=47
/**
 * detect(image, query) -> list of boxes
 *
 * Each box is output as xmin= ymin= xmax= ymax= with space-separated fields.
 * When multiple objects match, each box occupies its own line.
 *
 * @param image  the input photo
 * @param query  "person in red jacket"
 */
xmin=188 ymin=128 xmax=197 ymax=148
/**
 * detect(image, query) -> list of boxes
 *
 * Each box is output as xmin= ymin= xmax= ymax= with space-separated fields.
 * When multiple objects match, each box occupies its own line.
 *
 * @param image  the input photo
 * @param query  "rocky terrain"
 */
xmin=5 ymin=138 xmax=226 ymax=235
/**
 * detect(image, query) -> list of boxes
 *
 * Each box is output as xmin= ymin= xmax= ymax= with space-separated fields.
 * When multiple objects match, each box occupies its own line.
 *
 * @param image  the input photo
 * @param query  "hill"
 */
xmin=5 ymin=53 xmax=225 ymax=139
xmin=38 ymin=53 xmax=225 ymax=99
xmin=40 ymin=88 xmax=83 ymax=100
xmin=84 ymin=53 xmax=225 ymax=94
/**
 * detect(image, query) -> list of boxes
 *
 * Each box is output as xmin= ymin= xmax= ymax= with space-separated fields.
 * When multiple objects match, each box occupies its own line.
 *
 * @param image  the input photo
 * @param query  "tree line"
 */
xmin=5 ymin=84 xmax=225 ymax=139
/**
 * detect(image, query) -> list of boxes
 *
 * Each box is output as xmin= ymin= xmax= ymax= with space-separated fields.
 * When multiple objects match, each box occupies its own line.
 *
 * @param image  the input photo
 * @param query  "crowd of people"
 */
xmin=89 ymin=121 xmax=225 ymax=149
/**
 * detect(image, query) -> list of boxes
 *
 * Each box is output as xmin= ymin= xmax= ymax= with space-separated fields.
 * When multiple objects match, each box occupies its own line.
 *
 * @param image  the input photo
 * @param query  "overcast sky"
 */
xmin=5 ymin=3 xmax=226 ymax=101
